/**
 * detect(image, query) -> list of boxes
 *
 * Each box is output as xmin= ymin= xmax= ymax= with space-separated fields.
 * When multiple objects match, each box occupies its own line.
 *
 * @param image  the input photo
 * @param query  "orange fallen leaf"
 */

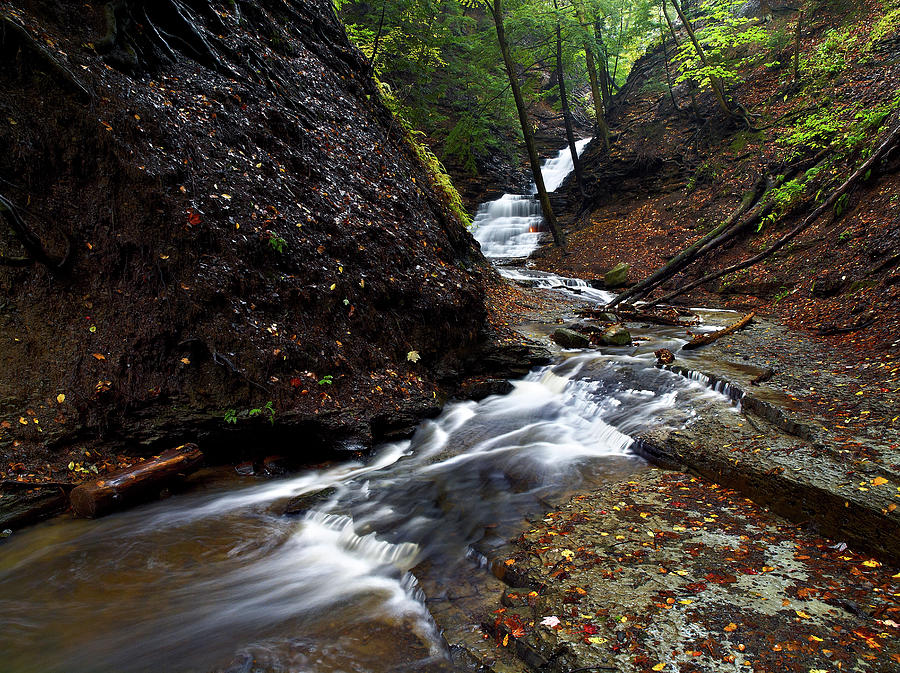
xmin=724 ymin=623 xmax=737 ymax=632
xmin=872 ymin=477 xmax=888 ymax=486
xmin=92 ymin=353 xmax=105 ymax=360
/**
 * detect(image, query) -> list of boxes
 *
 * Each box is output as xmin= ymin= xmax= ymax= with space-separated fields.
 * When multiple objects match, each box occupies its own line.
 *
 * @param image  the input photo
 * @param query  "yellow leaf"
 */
xmin=56 ymin=394 xmax=65 ymax=404
xmin=652 ymin=664 xmax=666 ymax=671
xmin=795 ymin=610 xmax=811 ymax=619
xmin=180 ymin=357 xmax=190 ymax=365
xmin=724 ymin=623 xmax=737 ymax=632
xmin=502 ymin=634 xmax=509 ymax=647
xmin=330 ymin=283 xmax=336 ymax=290
xmin=862 ymin=559 xmax=881 ymax=568
xmin=809 ymin=635 xmax=823 ymax=642
xmin=18 ymin=417 xmax=28 ymax=425
xmin=873 ymin=477 xmax=888 ymax=486
xmin=588 ymin=636 xmax=606 ymax=645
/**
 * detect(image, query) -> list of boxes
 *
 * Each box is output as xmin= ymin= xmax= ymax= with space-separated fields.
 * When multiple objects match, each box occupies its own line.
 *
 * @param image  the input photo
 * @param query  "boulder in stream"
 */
xmin=604 ymin=262 xmax=630 ymax=288
xmin=599 ymin=325 xmax=632 ymax=346
xmin=551 ymin=328 xmax=591 ymax=349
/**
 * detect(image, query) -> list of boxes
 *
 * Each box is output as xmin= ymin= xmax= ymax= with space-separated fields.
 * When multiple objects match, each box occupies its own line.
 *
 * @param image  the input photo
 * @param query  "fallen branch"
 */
xmin=647 ymin=120 xmax=900 ymax=307
xmin=815 ymin=317 xmax=876 ymax=336
xmin=682 ymin=311 xmax=755 ymax=350
xmin=69 ymin=443 xmax=203 ymax=518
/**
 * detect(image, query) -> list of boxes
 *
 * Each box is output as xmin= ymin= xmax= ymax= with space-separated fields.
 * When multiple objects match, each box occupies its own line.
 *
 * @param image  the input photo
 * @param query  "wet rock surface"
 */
xmin=476 ymin=469 xmax=900 ymax=673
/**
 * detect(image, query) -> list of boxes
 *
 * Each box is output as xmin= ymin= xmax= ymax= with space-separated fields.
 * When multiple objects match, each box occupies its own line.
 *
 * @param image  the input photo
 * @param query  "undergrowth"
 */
xmin=376 ymin=79 xmax=472 ymax=227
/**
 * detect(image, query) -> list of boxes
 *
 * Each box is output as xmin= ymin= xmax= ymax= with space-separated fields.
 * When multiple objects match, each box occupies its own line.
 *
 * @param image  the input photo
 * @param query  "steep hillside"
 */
xmin=0 ymin=0 xmax=500 ymax=477
xmin=540 ymin=0 xmax=900 ymax=351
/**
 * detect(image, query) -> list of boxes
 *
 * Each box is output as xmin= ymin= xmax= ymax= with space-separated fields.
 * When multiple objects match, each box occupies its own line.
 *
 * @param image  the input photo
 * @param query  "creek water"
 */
xmin=0 ymin=143 xmax=739 ymax=673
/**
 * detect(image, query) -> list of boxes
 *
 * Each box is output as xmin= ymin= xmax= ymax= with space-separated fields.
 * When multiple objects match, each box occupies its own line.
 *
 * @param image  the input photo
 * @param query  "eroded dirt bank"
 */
xmin=0 ymin=0 xmax=552 ymax=524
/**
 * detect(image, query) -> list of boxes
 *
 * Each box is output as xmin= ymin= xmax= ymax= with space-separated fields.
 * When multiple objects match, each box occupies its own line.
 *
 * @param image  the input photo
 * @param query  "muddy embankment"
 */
xmin=0 ymin=0 xmax=551 ymax=527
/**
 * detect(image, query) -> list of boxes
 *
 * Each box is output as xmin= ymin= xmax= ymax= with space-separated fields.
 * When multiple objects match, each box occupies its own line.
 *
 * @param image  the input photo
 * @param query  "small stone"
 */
xmin=654 ymin=348 xmax=675 ymax=365
xmin=599 ymin=325 xmax=631 ymax=346
xmin=551 ymin=328 xmax=590 ymax=349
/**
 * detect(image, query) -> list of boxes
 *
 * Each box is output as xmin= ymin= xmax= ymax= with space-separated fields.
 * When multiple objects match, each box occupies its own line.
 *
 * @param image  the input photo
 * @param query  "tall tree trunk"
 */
xmin=489 ymin=0 xmax=566 ymax=248
xmin=555 ymin=5 xmax=585 ymax=195
xmin=792 ymin=11 xmax=803 ymax=83
xmin=669 ymin=0 xmax=732 ymax=117
xmin=661 ymin=0 xmax=700 ymax=116
xmin=574 ymin=0 xmax=610 ymax=149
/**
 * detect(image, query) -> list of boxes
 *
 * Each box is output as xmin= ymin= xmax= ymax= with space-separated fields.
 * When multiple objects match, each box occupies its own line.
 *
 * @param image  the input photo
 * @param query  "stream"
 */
xmin=0 ymin=143 xmax=741 ymax=673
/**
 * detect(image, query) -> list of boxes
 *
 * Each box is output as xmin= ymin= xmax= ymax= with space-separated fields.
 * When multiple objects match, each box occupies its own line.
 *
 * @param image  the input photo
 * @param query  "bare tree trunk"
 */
xmin=661 ymin=0 xmax=700 ymax=116
xmin=792 ymin=11 xmax=803 ymax=83
xmin=574 ymin=0 xmax=610 ymax=149
xmin=490 ymin=0 xmax=566 ymax=247
xmin=669 ymin=0 xmax=732 ymax=117
xmin=368 ymin=0 xmax=387 ymax=76
xmin=555 ymin=5 xmax=585 ymax=195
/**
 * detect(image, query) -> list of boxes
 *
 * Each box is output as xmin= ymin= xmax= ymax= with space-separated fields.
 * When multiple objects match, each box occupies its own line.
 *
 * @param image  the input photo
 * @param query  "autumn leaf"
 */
xmin=872 ymin=476 xmax=888 ymax=486
xmin=652 ymin=664 xmax=666 ymax=672
xmin=407 ymin=350 xmax=421 ymax=363
xmin=92 ymin=353 xmax=105 ymax=360
xmin=724 ymin=623 xmax=737 ymax=632
xmin=56 ymin=394 xmax=65 ymax=404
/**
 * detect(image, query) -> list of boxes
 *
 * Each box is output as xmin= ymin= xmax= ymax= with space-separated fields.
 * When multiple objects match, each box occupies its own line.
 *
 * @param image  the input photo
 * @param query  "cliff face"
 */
xmin=0 ymin=0 xmax=491 ymax=466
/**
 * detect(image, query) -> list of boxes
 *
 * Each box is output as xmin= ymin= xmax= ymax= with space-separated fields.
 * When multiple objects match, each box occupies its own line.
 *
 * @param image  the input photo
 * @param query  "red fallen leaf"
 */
xmin=583 ymin=624 xmax=599 ymax=634
xmin=684 ymin=582 xmax=708 ymax=593
xmin=511 ymin=626 xmax=525 ymax=638
xmin=704 ymin=572 xmax=737 ymax=584
xmin=290 ymin=377 xmax=303 ymax=388
xmin=186 ymin=208 xmax=202 ymax=226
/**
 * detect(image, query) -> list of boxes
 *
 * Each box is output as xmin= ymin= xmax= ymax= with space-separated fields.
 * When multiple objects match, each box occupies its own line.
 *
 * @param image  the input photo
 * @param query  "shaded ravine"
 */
xmin=0 ymin=145 xmax=742 ymax=673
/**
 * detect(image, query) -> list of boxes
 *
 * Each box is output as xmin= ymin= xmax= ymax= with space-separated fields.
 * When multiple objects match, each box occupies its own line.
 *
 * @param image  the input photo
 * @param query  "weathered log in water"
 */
xmin=69 ymin=443 xmax=203 ymax=518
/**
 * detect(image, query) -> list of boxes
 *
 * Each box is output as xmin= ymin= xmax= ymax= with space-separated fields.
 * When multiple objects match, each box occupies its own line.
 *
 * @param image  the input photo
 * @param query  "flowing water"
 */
xmin=472 ymin=138 xmax=590 ymax=259
xmin=0 ymin=142 xmax=740 ymax=673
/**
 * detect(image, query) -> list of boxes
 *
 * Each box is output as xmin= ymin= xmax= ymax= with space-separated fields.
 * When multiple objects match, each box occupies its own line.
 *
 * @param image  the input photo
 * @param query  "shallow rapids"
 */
xmin=0 ymin=344 xmax=737 ymax=673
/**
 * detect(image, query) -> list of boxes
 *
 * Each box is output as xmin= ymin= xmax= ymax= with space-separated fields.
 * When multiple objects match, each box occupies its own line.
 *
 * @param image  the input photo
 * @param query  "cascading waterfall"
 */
xmin=473 ymin=137 xmax=590 ymax=259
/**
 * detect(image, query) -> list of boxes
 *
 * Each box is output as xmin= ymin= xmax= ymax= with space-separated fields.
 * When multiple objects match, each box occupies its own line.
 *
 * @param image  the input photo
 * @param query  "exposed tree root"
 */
xmin=0 ymin=194 xmax=72 ymax=274
xmin=0 ymin=12 xmax=92 ymax=101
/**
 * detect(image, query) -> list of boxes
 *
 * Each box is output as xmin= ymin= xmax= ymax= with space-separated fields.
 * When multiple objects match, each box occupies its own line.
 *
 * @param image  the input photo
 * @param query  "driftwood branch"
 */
xmin=682 ymin=311 xmax=755 ymax=350
xmin=69 ymin=443 xmax=203 ymax=518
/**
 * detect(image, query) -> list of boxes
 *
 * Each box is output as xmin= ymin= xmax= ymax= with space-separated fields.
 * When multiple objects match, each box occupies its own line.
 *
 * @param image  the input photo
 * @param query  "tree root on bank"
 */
xmin=0 ymin=12 xmax=92 ymax=102
xmin=0 ymin=194 xmax=72 ymax=275
xmin=96 ymin=0 xmax=239 ymax=78
xmin=682 ymin=311 xmax=755 ymax=350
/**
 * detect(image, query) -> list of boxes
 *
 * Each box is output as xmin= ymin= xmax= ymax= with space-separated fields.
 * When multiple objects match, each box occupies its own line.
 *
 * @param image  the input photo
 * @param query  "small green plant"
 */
xmin=772 ymin=286 xmax=794 ymax=304
xmin=318 ymin=374 xmax=333 ymax=385
xmin=838 ymin=229 xmax=853 ymax=243
xmin=248 ymin=400 xmax=276 ymax=425
xmin=268 ymin=235 xmax=286 ymax=254
xmin=224 ymin=401 xmax=276 ymax=425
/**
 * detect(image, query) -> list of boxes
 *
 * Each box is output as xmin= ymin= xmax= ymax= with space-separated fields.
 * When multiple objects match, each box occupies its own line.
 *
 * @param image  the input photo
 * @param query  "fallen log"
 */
xmin=69 ymin=443 xmax=203 ymax=518
xmin=682 ymin=311 xmax=755 ymax=350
